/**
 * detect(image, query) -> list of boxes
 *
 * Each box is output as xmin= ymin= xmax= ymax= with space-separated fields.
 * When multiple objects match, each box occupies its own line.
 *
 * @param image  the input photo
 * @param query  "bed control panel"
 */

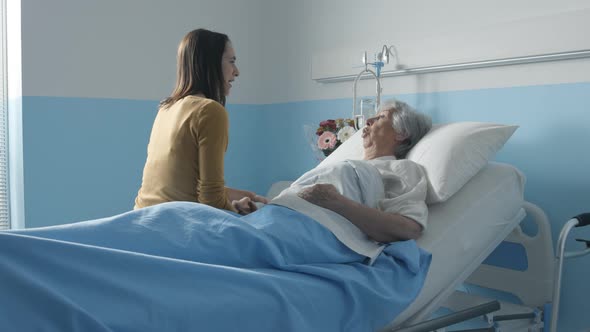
xmin=575 ymin=239 xmax=590 ymax=248
xmin=574 ymin=212 xmax=590 ymax=227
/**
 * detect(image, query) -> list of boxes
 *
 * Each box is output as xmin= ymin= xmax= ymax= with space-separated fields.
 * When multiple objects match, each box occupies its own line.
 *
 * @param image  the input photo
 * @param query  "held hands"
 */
xmin=296 ymin=183 xmax=341 ymax=209
xmin=226 ymin=187 xmax=268 ymax=204
xmin=227 ymin=187 xmax=269 ymax=215
xmin=231 ymin=196 xmax=258 ymax=215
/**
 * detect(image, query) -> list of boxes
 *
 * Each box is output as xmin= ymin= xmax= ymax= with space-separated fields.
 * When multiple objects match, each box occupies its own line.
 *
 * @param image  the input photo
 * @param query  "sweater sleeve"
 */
xmin=192 ymin=102 xmax=235 ymax=211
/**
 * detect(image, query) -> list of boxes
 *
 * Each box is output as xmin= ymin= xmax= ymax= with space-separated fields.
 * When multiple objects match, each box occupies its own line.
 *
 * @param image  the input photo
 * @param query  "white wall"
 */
xmin=23 ymin=0 xmax=590 ymax=104
xmin=22 ymin=0 xmax=265 ymax=104
xmin=259 ymin=0 xmax=590 ymax=103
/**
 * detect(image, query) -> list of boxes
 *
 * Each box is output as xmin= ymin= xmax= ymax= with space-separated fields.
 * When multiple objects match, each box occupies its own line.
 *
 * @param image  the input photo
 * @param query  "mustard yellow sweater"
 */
xmin=134 ymin=96 xmax=234 ymax=211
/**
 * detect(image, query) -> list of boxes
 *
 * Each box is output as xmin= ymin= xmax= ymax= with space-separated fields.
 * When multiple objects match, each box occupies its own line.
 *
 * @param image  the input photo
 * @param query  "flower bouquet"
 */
xmin=315 ymin=119 xmax=357 ymax=157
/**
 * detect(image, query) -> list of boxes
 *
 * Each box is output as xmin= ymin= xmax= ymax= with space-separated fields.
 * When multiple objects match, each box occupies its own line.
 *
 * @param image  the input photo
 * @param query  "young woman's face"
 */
xmin=221 ymin=42 xmax=240 ymax=96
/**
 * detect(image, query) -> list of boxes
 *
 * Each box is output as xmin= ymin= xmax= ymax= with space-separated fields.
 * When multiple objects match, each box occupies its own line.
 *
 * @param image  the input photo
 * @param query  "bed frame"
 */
xmin=384 ymin=201 xmax=554 ymax=331
xmin=266 ymin=169 xmax=558 ymax=332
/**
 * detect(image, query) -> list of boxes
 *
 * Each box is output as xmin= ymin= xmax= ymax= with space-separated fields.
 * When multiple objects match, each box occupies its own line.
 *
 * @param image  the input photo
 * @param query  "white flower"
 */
xmin=337 ymin=126 xmax=356 ymax=143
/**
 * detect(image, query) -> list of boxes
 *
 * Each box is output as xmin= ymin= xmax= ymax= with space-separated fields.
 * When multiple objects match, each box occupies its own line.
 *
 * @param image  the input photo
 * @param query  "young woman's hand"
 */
xmin=231 ymin=196 xmax=257 ymax=215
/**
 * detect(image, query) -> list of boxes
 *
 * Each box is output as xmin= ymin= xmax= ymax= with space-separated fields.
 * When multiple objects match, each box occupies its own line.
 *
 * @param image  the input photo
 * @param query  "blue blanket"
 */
xmin=0 ymin=202 xmax=431 ymax=332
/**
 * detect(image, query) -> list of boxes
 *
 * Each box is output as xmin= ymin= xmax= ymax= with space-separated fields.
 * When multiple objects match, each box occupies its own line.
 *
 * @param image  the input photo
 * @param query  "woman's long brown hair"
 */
xmin=160 ymin=29 xmax=229 ymax=109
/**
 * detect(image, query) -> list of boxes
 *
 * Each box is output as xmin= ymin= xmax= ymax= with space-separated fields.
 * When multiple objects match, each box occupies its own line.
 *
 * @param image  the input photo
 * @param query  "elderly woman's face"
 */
xmin=362 ymin=109 xmax=396 ymax=150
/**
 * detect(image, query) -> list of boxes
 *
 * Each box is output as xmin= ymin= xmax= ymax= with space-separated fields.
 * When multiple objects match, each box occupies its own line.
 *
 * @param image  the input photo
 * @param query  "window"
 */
xmin=0 ymin=0 xmax=9 ymax=230
xmin=0 ymin=0 xmax=21 ymax=230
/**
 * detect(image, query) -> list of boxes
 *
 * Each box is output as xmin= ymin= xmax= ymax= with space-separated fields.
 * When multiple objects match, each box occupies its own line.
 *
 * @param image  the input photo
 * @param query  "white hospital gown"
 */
xmin=271 ymin=156 xmax=428 ymax=262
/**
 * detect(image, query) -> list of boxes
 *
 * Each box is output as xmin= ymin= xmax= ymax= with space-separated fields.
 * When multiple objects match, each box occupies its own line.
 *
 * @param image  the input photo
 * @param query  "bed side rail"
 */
xmin=465 ymin=201 xmax=554 ymax=308
xmin=389 ymin=301 xmax=500 ymax=332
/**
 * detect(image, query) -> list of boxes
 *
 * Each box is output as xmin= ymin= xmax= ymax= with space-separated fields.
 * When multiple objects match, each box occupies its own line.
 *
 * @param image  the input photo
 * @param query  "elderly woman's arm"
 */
xmin=297 ymin=183 xmax=422 ymax=243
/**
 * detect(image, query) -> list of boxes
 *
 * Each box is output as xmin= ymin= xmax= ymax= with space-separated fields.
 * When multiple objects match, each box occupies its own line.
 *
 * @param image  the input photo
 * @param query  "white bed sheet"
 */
xmin=385 ymin=161 xmax=526 ymax=329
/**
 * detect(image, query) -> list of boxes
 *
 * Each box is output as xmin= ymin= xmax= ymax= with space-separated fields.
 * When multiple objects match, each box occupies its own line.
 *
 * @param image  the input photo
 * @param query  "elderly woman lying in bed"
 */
xmin=0 ymin=99 xmax=432 ymax=332
xmin=269 ymin=98 xmax=432 ymax=262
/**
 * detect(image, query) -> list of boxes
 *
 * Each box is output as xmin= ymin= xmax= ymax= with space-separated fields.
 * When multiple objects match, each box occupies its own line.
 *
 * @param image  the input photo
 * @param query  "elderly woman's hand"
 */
xmin=253 ymin=194 xmax=269 ymax=204
xmin=297 ymin=183 xmax=341 ymax=209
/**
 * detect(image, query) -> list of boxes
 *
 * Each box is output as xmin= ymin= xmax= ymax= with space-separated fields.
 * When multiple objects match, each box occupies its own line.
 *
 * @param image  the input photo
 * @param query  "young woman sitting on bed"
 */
xmin=0 ymin=99 xmax=433 ymax=332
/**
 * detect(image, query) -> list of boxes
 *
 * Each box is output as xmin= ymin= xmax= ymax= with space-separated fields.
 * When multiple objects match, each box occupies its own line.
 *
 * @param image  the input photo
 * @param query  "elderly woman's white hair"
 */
xmin=378 ymin=99 xmax=432 ymax=159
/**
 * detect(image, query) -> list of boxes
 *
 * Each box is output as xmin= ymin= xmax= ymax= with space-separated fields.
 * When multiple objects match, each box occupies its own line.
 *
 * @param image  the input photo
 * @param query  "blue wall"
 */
xmin=23 ymin=97 xmax=157 ymax=227
xmin=22 ymin=81 xmax=590 ymax=330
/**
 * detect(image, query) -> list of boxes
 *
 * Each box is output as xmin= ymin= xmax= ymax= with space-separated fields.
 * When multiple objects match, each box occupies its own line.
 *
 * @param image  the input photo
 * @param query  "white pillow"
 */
xmin=408 ymin=122 xmax=518 ymax=203
xmin=317 ymin=121 xmax=518 ymax=204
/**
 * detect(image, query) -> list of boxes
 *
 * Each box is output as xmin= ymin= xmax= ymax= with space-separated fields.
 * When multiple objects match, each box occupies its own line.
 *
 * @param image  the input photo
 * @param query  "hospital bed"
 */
xmin=0 ymin=121 xmax=574 ymax=331
xmin=385 ymin=163 xmax=550 ymax=331
xmin=281 ymin=120 xmax=561 ymax=331
xmin=268 ymin=161 xmax=552 ymax=331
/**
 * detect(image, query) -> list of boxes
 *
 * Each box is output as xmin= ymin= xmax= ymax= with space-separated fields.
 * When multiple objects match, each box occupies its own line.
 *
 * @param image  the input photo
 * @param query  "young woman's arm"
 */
xmin=193 ymin=103 xmax=236 ymax=211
